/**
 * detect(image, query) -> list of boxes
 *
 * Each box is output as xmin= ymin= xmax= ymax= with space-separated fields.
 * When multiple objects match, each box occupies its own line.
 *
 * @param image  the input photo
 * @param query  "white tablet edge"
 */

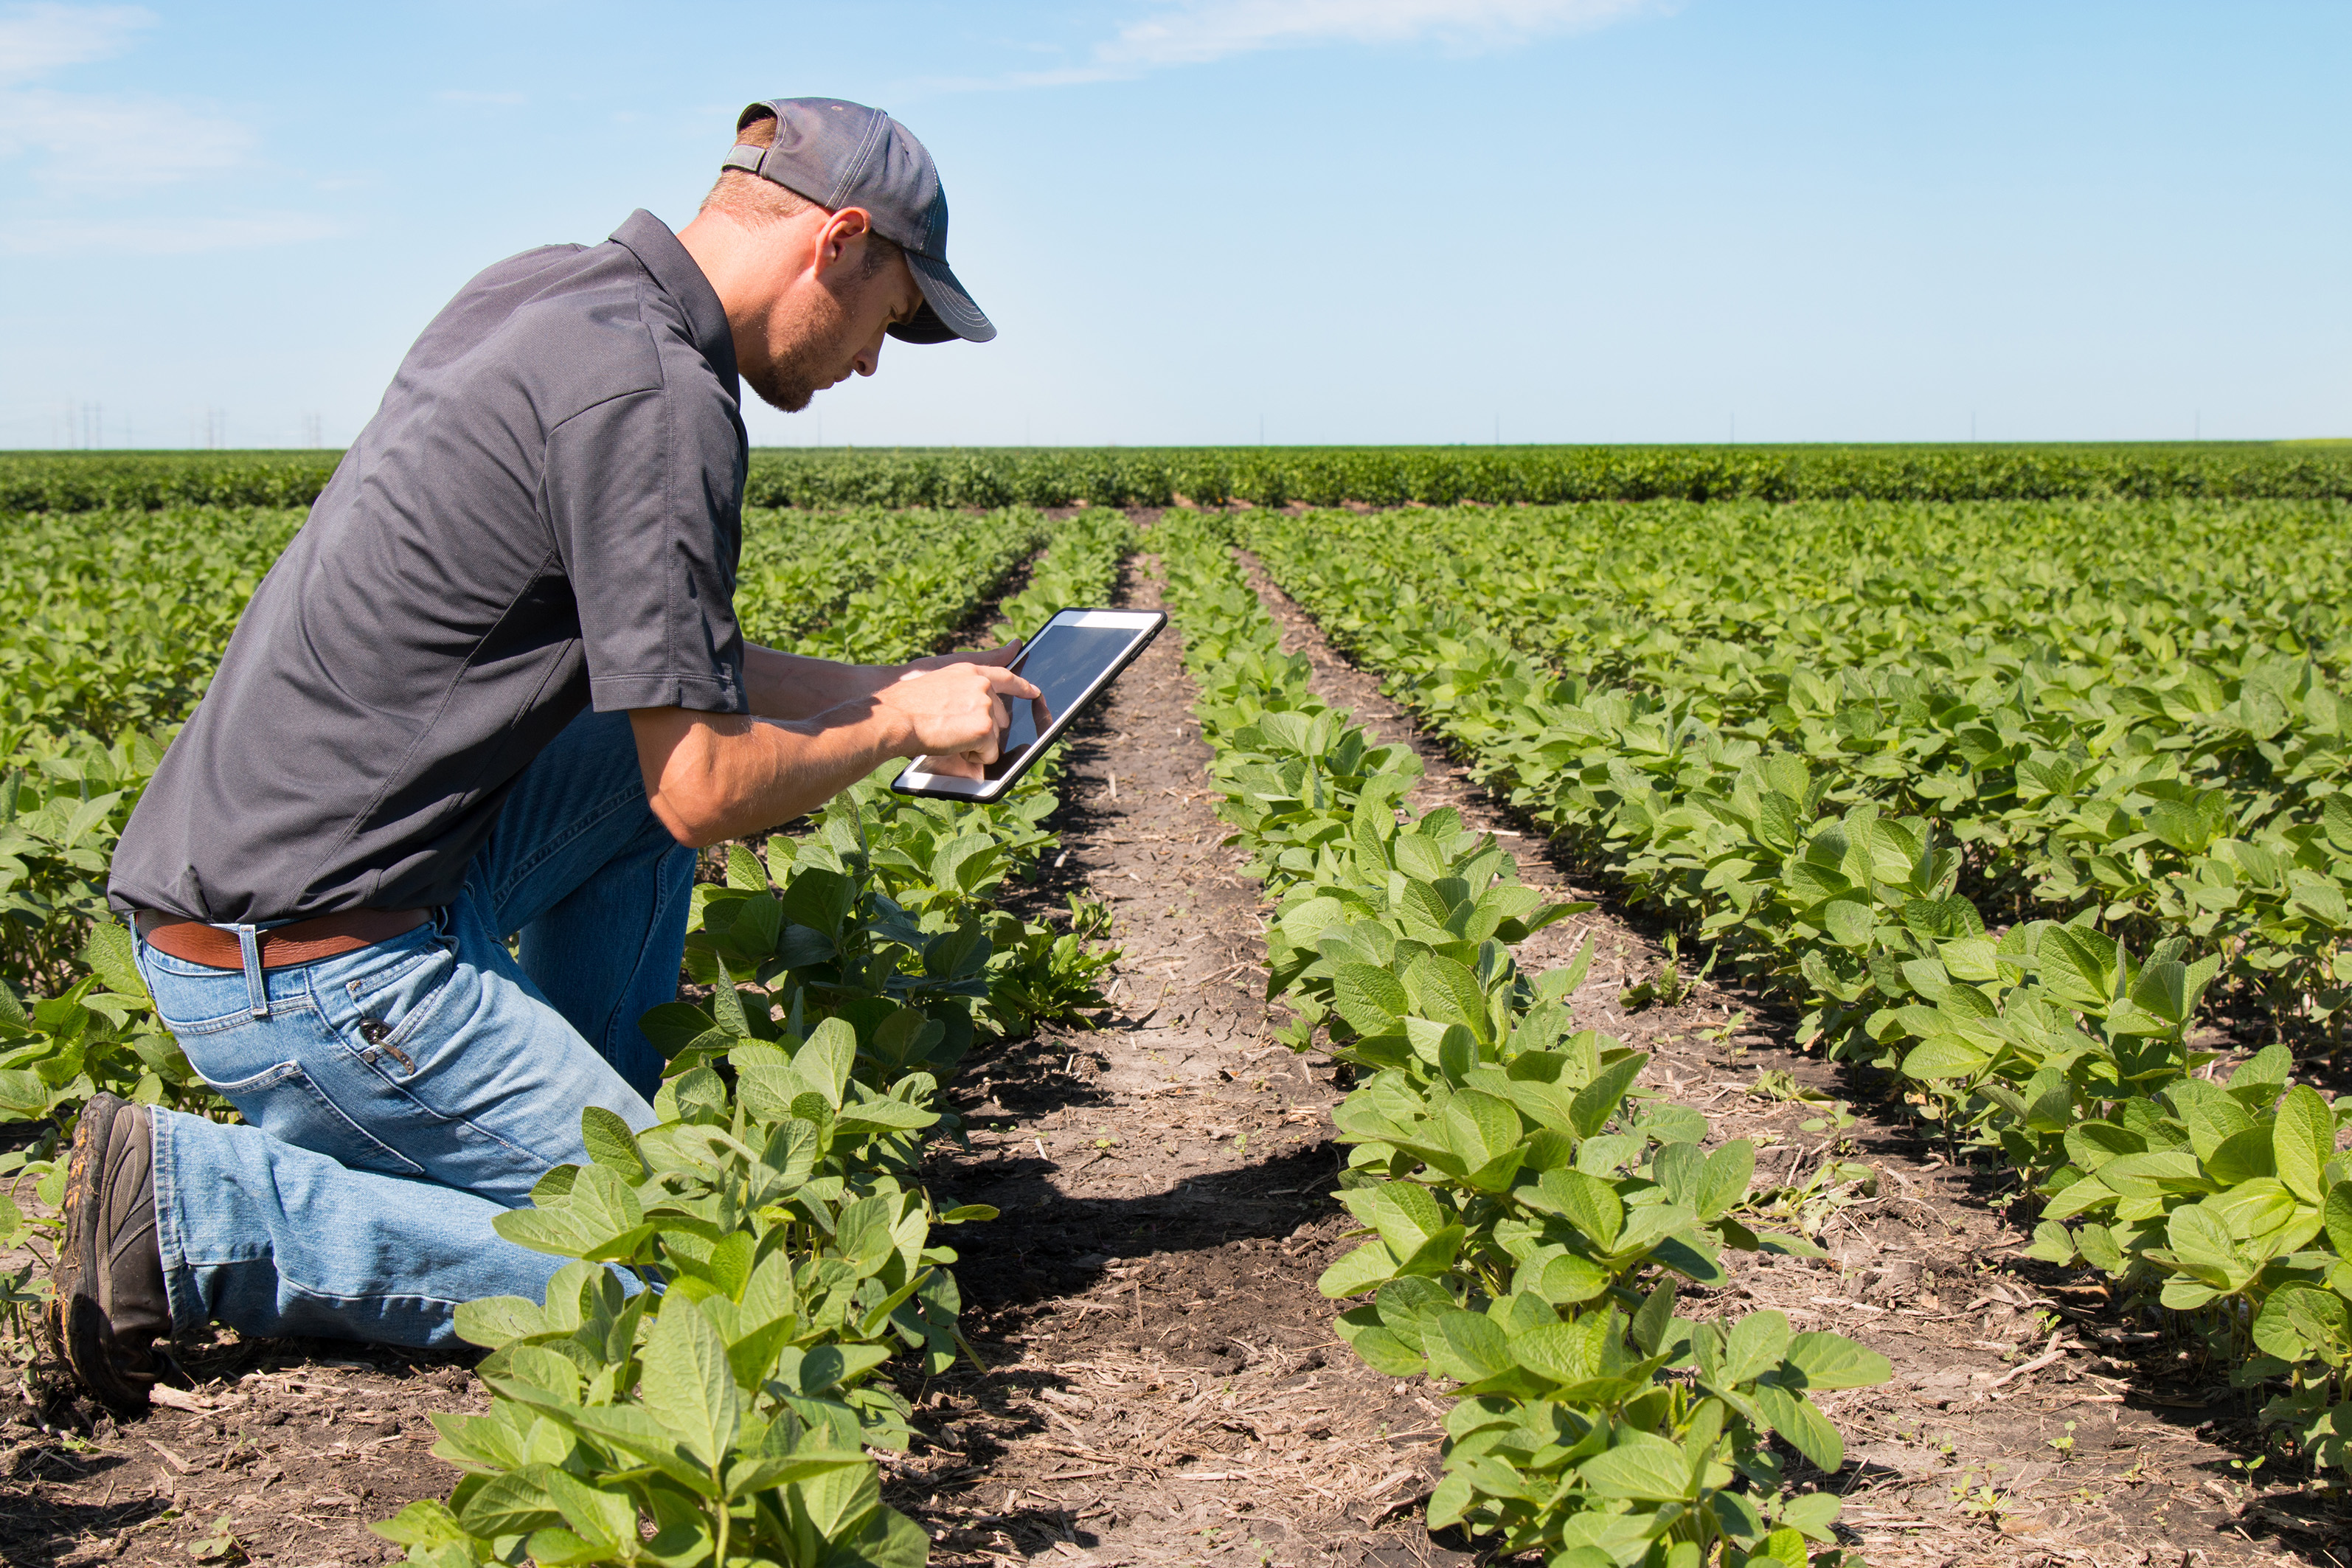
xmin=894 ymin=609 xmax=1161 ymax=797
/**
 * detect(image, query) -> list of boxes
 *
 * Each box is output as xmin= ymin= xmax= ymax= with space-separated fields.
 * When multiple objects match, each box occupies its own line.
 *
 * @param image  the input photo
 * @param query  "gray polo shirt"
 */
xmin=110 ymin=210 xmax=749 ymax=924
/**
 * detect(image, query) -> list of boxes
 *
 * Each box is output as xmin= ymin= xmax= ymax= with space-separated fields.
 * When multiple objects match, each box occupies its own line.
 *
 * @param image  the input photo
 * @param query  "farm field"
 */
xmin=5 ymin=441 xmax=2352 ymax=517
xmin=3 ymin=459 xmax=2351 ymax=1568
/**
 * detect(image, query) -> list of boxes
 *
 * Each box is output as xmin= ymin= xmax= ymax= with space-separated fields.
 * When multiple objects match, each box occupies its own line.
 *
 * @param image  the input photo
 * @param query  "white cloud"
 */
xmin=940 ymin=0 xmax=1664 ymax=88
xmin=1 ymin=210 xmax=341 ymax=254
xmin=1097 ymin=0 xmax=1661 ymax=70
xmin=0 ymin=2 xmax=264 ymax=195
xmin=0 ymin=1 xmax=151 ymax=86
xmin=0 ymin=86 xmax=252 ymax=184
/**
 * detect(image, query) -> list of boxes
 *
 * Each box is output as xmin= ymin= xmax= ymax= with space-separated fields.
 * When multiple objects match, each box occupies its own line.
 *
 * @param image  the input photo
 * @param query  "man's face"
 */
xmin=745 ymin=232 xmax=925 ymax=414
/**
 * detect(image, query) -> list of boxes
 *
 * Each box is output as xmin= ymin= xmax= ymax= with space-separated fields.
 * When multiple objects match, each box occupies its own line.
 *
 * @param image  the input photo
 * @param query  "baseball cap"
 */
xmin=722 ymin=97 xmax=995 ymax=344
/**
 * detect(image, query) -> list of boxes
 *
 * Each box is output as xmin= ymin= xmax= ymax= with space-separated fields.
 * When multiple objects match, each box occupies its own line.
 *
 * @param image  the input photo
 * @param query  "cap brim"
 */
xmin=890 ymin=249 xmax=995 ymax=344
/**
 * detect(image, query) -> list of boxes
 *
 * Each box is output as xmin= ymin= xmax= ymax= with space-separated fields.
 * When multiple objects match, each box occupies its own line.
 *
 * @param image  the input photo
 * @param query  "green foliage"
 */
xmin=392 ymin=814 xmax=1007 ymax=1567
xmin=0 ymin=506 xmax=302 ymax=989
xmin=1158 ymin=516 xmax=1882 ymax=1564
xmin=12 ymin=444 xmax=2349 ymax=517
xmin=376 ymin=1012 xmax=962 ymax=1568
xmin=0 ymin=917 xmax=226 ymax=1327
xmin=735 ymin=507 xmax=1045 ymax=665
xmin=0 ymin=917 xmax=215 ymax=1125
xmin=1238 ymin=498 xmax=2352 ymax=1479
xmin=1240 ymin=499 xmax=2352 ymax=1055
xmin=0 ymin=452 xmax=342 ymax=513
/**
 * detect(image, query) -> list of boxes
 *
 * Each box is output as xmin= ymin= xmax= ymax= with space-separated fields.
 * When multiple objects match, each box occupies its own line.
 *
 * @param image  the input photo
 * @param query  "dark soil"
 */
xmin=0 ymin=1336 xmax=480 ymax=1568
xmin=5 ymin=519 xmax=2348 ymax=1568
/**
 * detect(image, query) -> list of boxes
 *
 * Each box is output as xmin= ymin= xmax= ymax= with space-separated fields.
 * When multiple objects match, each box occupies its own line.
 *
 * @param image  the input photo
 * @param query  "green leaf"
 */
xmin=452 ymin=1297 xmax=544 ymax=1350
xmin=833 ymin=1097 xmax=942 ymax=1134
xmin=457 ymin=1466 xmax=565 ymax=1538
xmin=369 ymin=1500 xmax=473 ymax=1549
xmin=1780 ymin=1491 xmax=1843 ymax=1543
xmin=1510 ymin=1314 xmax=1609 ymax=1385
xmin=724 ymin=844 xmax=768 ymax=891
xmin=1569 ymin=1052 xmax=1646 ymax=1139
xmin=1780 ymin=1332 xmax=1891 ymax=1390
xmin=1350 ymin=1180 xmax=1449 ymax=1256
xmin=2035 ymin=924 xmax=2117 ymax=1010
xmin=2273 ymin=1083 xmax=2332 ymax=1206
xmin=639 ymin=1297 xmax=742 ymax=1470
xmin=1406 ymin=951 xmax=1498 ymax=1045
xmin=1901 ymin=1035 xmax=1990 ymax=1079
xmin=1532 ymin=1168 xmax=1622 ymax=1249
xmin=1332 ymin=962 xmax=1409 ymax=1037
xmin=78 ymin=918 xmax=147 ymax=1001
xmin=1578 ymin=1431 xmax=1696 ymax=1502
xmin=1754 ymin=1382 xmax=1844 ymax=1471
xmin=1318 ymin=1241 xmax=1397 ymax=1299
xmin=491 ymin=1162 xmax=653 ymax=1262
xmin=1538 ymin=930 xmax=1599 ymax=1002
xmin=1425 ymin=1308 xmax=1513 ymax=1385
xmin=1697 ymin=1139 xmax=1755 ymax=1219
xmin=1720 ymin=1310 xmax=1791 ymax=1385
xmin=578 ymin=1106 xmax=645 ymax=1178
xmin=2325 ymin=1184 xmax=2352 ymax=1259
xmin=794 ymin=1017 xmax=857 ymax=1108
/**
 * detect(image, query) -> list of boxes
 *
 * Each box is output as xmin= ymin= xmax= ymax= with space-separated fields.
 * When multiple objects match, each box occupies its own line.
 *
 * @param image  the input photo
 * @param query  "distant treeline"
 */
xmin=6 ymin=443 xmax=2351 ymax=513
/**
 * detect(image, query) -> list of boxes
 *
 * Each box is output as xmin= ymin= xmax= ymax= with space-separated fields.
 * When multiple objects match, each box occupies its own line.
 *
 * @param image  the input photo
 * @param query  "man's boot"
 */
xmin=49 ymin=1093 xmax=172 ymax=1411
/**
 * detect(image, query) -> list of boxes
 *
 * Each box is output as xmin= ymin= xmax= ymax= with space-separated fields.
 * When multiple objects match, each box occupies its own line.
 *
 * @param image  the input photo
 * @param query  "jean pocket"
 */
xmin=204 ymin=1059 xmax=428 ymax=1179
xmin=339 ymin=937 xmax=459 ymax=1075
xmin=140 ymin=955 xmax=293 ymax=1038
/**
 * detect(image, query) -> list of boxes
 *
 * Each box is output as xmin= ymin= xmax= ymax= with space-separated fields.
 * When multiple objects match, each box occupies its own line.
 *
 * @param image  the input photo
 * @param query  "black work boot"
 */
xmin=49 ymin=1093 xmax=172 ymax=1412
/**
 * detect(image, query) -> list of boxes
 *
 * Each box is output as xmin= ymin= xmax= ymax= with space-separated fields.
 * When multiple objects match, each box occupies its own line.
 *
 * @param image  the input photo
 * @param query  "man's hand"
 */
xmin=631 ymin=657 xmax=1041 ymax=844
xmin=879 ymin=659 xmax=1041 ymax=779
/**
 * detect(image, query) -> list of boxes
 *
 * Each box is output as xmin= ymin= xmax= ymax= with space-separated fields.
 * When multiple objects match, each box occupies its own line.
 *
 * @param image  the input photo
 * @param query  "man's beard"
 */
xmin=746 ymin=285 xmax=859 ymax=414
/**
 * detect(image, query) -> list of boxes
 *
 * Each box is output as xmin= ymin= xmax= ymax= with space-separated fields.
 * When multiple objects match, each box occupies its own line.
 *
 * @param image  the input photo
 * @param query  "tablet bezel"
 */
xmin=890 ymin=607 xmax=1167 ymax=802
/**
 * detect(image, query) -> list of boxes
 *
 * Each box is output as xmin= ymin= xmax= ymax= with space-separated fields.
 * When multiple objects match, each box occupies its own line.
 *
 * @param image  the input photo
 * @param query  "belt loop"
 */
xmin=234 ymin=925 xmax=268 ymax=1019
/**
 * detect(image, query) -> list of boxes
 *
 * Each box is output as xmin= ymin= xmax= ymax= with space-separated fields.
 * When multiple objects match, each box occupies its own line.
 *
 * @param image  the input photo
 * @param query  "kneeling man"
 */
xmin=56 ymin=97 xmax=1033 ymax=1409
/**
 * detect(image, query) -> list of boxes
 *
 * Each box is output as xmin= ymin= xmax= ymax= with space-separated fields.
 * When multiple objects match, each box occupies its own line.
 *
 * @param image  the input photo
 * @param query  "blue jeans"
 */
xmin=134 ymin=710 xmax=694 ymax=1347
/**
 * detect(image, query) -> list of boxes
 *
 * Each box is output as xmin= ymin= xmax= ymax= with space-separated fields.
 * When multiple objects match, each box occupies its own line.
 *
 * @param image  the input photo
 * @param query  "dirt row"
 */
xmin=4 ymin=527 xmax=2346 ymax=1568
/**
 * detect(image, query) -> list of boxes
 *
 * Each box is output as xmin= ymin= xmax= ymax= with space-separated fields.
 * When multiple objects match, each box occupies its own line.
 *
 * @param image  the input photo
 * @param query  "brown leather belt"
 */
xmin=133 ymin=909 xmax=432 ymax=971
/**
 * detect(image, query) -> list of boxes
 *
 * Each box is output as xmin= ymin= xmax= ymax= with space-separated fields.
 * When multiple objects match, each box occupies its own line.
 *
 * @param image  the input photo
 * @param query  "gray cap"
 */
xmin=723 ymin=97 xmax=994 ymax=344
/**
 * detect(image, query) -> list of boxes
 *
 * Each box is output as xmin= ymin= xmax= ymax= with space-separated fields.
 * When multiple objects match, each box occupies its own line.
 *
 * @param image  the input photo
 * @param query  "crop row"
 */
xmin=9 ymin=443 xmax=2352 ymax=516
xmin=1154 ymin=513 xmax=1884 ymax=1567
xmin=1235 ymin=499 xmax=2352 ymax=1478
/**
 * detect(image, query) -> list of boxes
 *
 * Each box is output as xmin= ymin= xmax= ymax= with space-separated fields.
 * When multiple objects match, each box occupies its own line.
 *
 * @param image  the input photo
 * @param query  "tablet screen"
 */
xmin=976 ymin=622 xmax=1140 ymax=781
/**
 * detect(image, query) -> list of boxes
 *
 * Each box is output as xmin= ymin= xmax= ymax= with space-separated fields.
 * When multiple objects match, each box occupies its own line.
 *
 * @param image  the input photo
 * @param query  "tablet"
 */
xmin=892 ymin=608 xmax=1167 ymax=802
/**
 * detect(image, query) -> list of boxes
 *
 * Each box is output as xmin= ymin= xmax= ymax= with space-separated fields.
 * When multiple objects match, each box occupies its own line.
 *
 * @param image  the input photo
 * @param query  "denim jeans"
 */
xmin=134 ymin=709 xmax=694 ymax=1347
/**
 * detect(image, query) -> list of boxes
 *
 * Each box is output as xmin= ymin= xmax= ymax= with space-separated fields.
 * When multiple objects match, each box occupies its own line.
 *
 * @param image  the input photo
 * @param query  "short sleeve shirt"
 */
xmin=108 ymin=210 xmax=749 ymax=923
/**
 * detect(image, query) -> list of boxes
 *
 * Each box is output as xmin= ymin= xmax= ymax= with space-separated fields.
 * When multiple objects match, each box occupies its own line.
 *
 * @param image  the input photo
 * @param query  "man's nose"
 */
xmin=855 ymin=337 xmax=883 ymax=378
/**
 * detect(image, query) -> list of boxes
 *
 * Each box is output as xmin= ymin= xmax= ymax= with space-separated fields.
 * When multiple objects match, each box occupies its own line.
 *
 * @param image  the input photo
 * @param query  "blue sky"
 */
xmin=2 ymin=0 xmax=2345 ymax=449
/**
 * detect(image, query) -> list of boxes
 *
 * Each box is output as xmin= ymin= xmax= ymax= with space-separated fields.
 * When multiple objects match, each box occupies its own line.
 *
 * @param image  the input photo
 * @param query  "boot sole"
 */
xmin=52 ymin=1096 xmax=154 ymax=1413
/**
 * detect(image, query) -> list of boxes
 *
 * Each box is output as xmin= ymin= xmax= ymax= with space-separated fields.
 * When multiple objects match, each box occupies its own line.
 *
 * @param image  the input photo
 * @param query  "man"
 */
xmin=53 ymin=97 xmax=1035 ymax=1411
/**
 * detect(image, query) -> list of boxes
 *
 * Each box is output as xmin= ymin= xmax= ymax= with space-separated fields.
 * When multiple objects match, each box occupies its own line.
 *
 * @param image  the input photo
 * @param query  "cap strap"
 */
xmin=721 ymin=145 xmax=766 ymax=177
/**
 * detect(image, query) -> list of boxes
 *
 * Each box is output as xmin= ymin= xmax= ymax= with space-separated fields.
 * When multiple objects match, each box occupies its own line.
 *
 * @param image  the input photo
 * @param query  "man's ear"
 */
xmin=814 ymin=207 xmax=875 ymax=281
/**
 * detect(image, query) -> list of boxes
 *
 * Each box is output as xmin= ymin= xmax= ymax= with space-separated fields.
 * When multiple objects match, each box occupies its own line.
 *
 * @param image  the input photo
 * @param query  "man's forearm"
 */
xmin=743 ymin=644 xmax=898 ymax=721
xmin=633 ymin=701 xmax=914 ymax=847
xmin=635 ymin=647 xmax=1036 ymax=847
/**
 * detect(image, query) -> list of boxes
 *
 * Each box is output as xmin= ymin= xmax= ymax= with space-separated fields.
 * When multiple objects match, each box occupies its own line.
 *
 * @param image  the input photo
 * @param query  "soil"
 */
xmin=4 ymin=518 xmax=2348 ymax=1568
